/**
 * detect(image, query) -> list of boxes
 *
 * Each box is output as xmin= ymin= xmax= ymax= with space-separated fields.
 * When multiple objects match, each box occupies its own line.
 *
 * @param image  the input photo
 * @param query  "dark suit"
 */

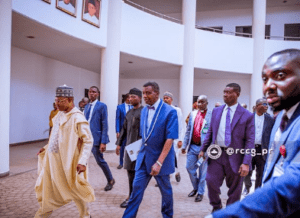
xmin=244 ymin=113 xmax=274 ymax=190
xmin=212 ymin=103 xmax=300 ymax=217
xmin=85 ymin=100 xmax=112 ymax=183
xmin=116 ymin=103 xmax=129 ymax=166
xmin=200 ymin=104 xmax=255 ymax=209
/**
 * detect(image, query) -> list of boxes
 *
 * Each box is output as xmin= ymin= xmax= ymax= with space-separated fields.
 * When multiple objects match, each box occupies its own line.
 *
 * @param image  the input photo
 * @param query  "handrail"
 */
xmin=123 ymin=0 xmax=300 ymax=41
xmin=123 ymin=0 xmax=182 ymax=24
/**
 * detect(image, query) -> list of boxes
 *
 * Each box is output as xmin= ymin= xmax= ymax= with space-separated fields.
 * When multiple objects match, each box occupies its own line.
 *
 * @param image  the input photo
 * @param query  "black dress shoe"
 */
xmin=188 ymin=189 xmax=198 ymax=197
xmin=195 ymin=194 xmax=203 ymax=202
xmin=242 ymin=187 xmax=250 ymax=196
xmin=117 ymin=165 xmax=123 ymax=169
xmin=212 ymin=206 xmax=222 ymax=213
xmin=175 ymin=173 xmax=181 ymax=182
xmin=120 ymin=199 xmax=129 ymax=208
xmin=104 ymin=178 xmax=115 ymax=191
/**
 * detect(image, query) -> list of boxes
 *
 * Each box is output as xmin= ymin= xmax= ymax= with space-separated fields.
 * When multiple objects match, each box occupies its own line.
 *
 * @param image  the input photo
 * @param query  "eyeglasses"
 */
xmin=262 ymin=103 xmax=268 ymax=106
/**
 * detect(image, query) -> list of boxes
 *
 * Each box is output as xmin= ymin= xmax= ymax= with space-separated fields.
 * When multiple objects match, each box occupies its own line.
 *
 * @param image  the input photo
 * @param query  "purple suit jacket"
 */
xmin=200 ymin=104 xmax=255 ymax=174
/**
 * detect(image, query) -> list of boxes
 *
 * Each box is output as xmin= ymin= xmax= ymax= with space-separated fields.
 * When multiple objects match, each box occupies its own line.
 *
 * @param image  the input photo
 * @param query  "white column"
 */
xmin=100 ymin=0 xmax=122 ymax=150
xmin=251 ymin=0 xmax=266 ymax=108
xmin=179 ymin=0 xmax=197 ymax=120
xmin=0 ymin=0 xmax=12 ymax=177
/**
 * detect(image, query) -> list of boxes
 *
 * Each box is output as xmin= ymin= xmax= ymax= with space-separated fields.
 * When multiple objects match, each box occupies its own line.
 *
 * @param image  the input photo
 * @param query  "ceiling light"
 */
xmin=26 ymin=36 xmax=35 ymax=39
xmin=128 ymin=61 xmax=133 ymax=64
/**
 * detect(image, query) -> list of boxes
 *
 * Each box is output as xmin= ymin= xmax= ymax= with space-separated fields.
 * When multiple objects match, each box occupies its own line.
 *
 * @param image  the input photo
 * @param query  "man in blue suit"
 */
xmin=116 ymin=94 xmax=132 ymax=169
xmin=242 ymin=98 xmax=274 ymax=195
xmin=85 ymin=86 xmax=115 ymax=191
xmin=182 ymin=95 xmax=212 ymax=202
xmin=123 ymin=81 xmax=178 ymax=218
xmin=208 ymin=49 xmax=300 ymax=217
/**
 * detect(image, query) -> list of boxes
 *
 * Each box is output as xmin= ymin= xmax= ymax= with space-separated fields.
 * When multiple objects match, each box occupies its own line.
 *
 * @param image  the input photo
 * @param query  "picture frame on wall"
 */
xmin=56 ymin=0 xmax=77 ymax=17
xmin=42 ymin=0 xmax=51 ymax=4
xmin=82 ymin=0 xmax=101 ymax=28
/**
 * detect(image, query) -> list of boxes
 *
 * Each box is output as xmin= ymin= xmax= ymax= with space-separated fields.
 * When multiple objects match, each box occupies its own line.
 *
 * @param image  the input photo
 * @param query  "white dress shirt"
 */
xmin=125 ymin=103 xmax=131 ymax=113
xmin=172 ymin=105 xmax=183 ymax=142
xmin=58 ymin=1 xmax=75 ymax=14
xmin=255 ymin=113 xmax=265 ymax=145
xmin=216 ymin=103 xmax=238 ymax=147
xmin=87 ymin=99 xmax=98 ymax=123
xmin=83 ymin=13 xmax=99 ymax=25
xmin=147 ymin=98 xmax=161 ymax=132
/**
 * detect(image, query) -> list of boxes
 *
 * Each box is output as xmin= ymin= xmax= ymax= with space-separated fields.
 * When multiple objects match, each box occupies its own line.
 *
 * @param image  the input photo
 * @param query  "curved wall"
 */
xmin=12 ymin=1 xmax=300 ymax=74
xmin=194 ymin=29 xmax=253 ymax=74
xmin=120 ymin=3 xmax=184 ymax=65
xmin=12 ymin=0 xmax=108 ymax=47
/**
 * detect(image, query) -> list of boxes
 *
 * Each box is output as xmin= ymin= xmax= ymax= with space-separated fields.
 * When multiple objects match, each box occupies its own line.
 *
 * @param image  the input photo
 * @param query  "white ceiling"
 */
xmin=129 ymin=0 xmax=300 ymax=14
xmin=12 ymin=12 xmax=251 ymax=80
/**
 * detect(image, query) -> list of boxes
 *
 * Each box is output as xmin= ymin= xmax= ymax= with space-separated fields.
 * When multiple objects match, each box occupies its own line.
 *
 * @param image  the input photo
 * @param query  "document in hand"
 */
xmin=125 ymin=139 xmax=142 ymax=161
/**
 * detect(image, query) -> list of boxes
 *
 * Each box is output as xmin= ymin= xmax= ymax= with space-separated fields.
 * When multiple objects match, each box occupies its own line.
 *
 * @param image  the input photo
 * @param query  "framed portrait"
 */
xmin=42 ymin=0 xmax=51 ymax=4
xmin=56 ymin=0 xmax=77 ymax=17
xmin=82 ymin=0 xmax=101 ymax=28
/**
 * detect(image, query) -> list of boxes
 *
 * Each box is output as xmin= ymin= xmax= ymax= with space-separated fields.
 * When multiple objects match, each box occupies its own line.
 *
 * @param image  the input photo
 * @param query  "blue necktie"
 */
xmin=225 ymin=107 xmax=231 ymax=146
xmin=85 ymin=104 xmax=92 ymax=121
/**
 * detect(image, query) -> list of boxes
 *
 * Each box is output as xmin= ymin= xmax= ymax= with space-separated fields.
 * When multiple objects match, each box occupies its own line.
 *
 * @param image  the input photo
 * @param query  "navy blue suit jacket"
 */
xmin=84 ymin=101 xmax=109 ymax=146
xmin=116 ymin=103 xmax=127 ymax=133
xmin=135 ymin=100 xmax=178 ymax=176
xmin=212 ymin=103 xmax=300 ymax=217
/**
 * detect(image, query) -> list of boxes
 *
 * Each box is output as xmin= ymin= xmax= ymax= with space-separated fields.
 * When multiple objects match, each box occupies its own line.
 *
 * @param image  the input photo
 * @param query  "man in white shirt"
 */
xmin=83 ymin=0 xmax=99 ymax=25
xmin=58 ymin=0 xmax=75 ymax=14
xmin=242 ymin=98 xmax=274 ymax=196
xmin=163 ymin=91 xmax=184 ymax=182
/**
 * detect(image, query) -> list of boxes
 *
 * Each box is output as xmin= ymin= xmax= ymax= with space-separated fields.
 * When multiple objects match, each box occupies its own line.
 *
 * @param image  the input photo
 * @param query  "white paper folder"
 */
xmin=125 ymin=139 xmax=142 ymax=161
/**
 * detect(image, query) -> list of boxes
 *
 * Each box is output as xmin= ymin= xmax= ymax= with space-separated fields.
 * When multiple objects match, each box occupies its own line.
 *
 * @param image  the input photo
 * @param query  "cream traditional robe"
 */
xmin=35 ymin=107 xmax=95 ymax=216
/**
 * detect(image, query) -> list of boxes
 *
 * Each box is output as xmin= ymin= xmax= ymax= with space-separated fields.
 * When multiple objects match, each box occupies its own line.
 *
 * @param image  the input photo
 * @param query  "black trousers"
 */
xmin=127 ymin=170 xmax=136 ymax=197
xmin=244 ymin=146 xmax=266 ymax=190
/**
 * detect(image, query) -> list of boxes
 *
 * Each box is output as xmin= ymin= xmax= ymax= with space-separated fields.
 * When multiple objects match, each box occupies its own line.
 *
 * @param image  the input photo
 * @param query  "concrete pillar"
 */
xmin=0 ymin=0 xmax=12 ymax=177
xmin=100 ymin=0 xmax=122 ymax=150
xmin=179 ymin=0 xmax=197 ymax=120
xmin=251 ymin=0 xmax=266 ymax=108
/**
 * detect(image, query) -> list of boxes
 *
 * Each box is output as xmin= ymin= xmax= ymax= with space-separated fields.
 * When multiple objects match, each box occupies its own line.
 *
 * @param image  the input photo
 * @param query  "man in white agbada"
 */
xmin=163 ymin=91 xmax=184 ymax=182
xmin=35 ymin=85 xmax=95 ymax=218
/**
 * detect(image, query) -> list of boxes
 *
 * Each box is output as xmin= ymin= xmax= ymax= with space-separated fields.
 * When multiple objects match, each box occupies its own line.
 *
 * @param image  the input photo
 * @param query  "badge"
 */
xmin=280 ymin=145 xmax=286 ymax=158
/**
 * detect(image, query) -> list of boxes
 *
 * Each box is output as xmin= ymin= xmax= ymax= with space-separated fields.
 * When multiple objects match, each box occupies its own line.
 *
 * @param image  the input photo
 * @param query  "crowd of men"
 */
xmin=40 ymin=48 xmax=300 ymax=218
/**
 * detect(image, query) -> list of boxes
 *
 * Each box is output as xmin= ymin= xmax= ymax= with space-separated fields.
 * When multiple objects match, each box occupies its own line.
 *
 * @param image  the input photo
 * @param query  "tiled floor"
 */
xmin=0 ymin=141 xmax=255 ymax=218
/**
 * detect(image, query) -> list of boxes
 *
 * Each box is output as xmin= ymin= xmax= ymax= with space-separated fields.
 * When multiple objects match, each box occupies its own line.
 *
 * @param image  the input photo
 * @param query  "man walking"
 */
xmin=163 ymin=91 xmax=184 ymax=182
xmin=116 ymin=94 xmax=132 ymax=169
xmin=242 ymin=98 xmax=274 ymax=195
xmin=116 ymin=88 xmax=143 ymax=208
xmin=35 ymin=84 xmax=94 ymax=218
xmin=85 ymin=86 xmax=115 ymax=191
xmin=122 ymin=82 xmax=178 ymax=218
xmin=182 ymin=95 xmax=212 ymax=202
xmin=199 ymin=83 xmax=255 ymax=212
xmin=207 ymin=49 xmax=300 ymax=217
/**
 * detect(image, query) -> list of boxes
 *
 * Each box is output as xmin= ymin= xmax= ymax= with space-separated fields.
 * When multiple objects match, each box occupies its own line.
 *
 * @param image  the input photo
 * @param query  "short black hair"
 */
xmin=226 ymin=83 xmax=241 ymax=93
xmin=143 ymin=81 xmax=160 ymax=93
xmin=90 ymin=86 xmax=100 ymax=94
